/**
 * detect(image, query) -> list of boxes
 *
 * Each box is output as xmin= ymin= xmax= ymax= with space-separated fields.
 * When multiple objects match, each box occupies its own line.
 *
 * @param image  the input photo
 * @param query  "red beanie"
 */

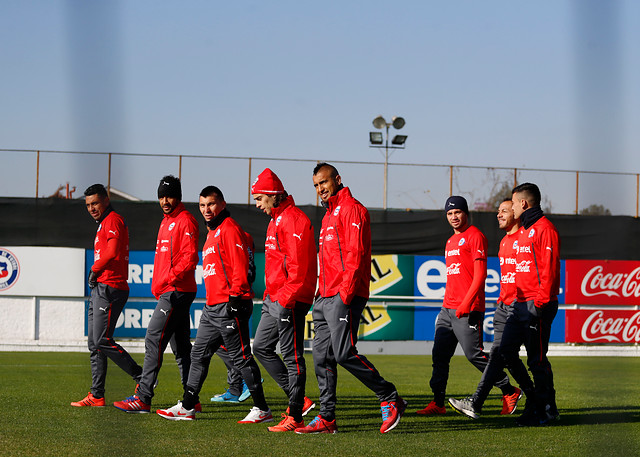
xmin=251 ymin=168 xmax=285 ymax=195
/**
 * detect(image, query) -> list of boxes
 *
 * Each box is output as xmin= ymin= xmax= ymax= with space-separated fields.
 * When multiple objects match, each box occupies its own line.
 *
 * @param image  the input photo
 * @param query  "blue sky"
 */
xmin=2 ymin=1 xmax=639 ymax=212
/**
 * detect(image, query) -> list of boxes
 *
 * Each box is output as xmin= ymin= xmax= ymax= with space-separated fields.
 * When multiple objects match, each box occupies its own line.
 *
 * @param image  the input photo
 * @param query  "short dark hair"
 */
xmin=199 ymin=185 xmax=225 ymax=202
xmin=313 ymin=162 xmax=339 ymax=178
xmin=84 ymin=184 xmax=108 ymax=199
xmin=512 ymin=182 xmax=541 ymax=207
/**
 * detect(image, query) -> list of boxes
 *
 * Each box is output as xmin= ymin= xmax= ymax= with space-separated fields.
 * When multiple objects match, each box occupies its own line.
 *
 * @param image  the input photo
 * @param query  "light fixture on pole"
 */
xmin=369 ymin=115 xmax=407 ymax=209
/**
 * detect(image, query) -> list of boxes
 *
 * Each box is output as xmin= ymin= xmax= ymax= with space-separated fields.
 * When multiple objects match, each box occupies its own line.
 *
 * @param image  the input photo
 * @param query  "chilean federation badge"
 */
xmin=0 ymin=248 xmax=20 ymax=291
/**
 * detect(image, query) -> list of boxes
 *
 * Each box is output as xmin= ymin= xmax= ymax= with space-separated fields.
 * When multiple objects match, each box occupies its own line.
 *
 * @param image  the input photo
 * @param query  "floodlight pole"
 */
xmin=370 ymin=116 xmax=406 ymax=210
xmin=383 ymin=123 xmax=390 ymax=210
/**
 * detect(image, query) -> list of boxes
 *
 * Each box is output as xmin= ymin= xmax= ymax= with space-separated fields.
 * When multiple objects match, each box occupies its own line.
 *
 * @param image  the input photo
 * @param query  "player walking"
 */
xmin=417 ymin=196 xmax=518 ymax=415
xmin=71 ymin=184 xmax=142 ymax=407
xmin=296 ymin=163 xmax=406 ymax=435
xmin=156 ymin=185 xmax=271 ymax=423
xmin=448 ymin=198 xmax=524 ymax=418
xmin=114 ymin=175 xmax=199 ymax=413
xmin=250 ymin=168 xmax=317 ymax=432
xmin=511 ymin=183 xmax=560 ymax=426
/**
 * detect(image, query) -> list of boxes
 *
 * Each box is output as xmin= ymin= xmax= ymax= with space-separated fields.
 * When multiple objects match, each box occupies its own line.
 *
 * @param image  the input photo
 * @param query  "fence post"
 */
xmin=35 ymin=151 xmax=40 ymax=199
xmin=247 ymin=158 xmax=252 ymax=205
xmin=636 ymin=174 xmax=639 ymax=218
xmin=575 ymin=171 xmax=579 ymax=215
xmin=449 ymin=166 xmax=453 ymax=196
xmin=513 ymin=168 xmax=517 ymax=188
xmin=107 ymin=153 xmax=112 ymax=196
xmin=178 ymin=155 xmax=182 ymax=181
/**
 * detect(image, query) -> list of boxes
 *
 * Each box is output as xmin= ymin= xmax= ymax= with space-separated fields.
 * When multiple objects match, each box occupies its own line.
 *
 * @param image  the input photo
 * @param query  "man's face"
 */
xmin=85 ymin=194 xmax=109 ymax=221
xmin=313 ymin=168 xmax=341 ymax=203
xmin=199 ymin=194 xmax=225 ymax=222
xmin=446 ymin=208 xmax=468 ymax=232
xmin=497 ymin=200 xmax=516 ymax=231
xmin=159 ymin=196 xmax=180 ymax=215
xmin=511 ymin=192 xmax=527 ymax=219
xmin=253 ymin=193 xmax=277 ymax=216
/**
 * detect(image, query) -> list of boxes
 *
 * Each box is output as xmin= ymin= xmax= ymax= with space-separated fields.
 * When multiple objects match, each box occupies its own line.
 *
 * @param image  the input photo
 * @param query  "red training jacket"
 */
xmin=202 ymin=215 xmax=253 ymax=306
xmin=151 ymin=203 xmax=199 ymax=298
xmin=264 ymin=195 xmax=317 ymax=308
xmin=318 ymin=187 xmax=371 ymax=304
xmin=498 ymin=231 xmax=519 ymax=306
xmin=92 ymin=208 xmax=129 ymax=291
xmin=443 ymin=225 xmax=487 ymax=312
xmin=514 ymin=215 xmax=560 ymax=308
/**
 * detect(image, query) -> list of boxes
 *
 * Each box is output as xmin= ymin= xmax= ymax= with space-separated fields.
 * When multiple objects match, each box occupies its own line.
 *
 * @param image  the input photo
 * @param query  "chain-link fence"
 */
xmin=1 ymin=149 xmax=638 ymax=216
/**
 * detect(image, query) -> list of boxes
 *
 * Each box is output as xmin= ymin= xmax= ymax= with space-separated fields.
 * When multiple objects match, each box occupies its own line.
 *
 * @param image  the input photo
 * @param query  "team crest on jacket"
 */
xmin=528 ymin=228 xmax=535 ymax=238
xmin=168 ymin=222 xmax=176 ymax=231
xmin=458 ymin=238 xmax=466 ymax=246
xmin=333 ymin=205 xmax=341 ymax=216
xmin=513 ymin=240 xmax=518 ymax=250
xmin=215 ymin=228 xmax=221 ymax=238
xmin=0 ymin=249 xmax=20 ymax=291
xmin=276 ymin=215 xmax=282 ymax=226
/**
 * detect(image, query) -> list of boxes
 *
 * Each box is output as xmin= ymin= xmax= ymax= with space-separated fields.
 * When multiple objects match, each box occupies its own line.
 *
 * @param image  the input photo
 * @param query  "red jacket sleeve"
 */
xmin=339 ymin=205 xmax=369 ymax=305
xmin=277 ymin=214 xmax=315 ymax=308
xmin=534 ymin=225 xmax=560 ymax=308
xmin=168 ymin=215 xmax=199 ymax=286
xmin=222 ymin=223 xmax=251 ymax=298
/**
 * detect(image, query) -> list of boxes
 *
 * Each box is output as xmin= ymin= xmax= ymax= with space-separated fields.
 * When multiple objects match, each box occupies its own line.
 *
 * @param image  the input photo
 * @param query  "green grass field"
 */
xmin=1 ymin=352 xmax=639 ymax=456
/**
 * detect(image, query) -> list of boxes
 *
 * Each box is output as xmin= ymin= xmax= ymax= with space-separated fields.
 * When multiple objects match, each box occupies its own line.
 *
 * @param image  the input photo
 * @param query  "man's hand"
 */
xmin=455 ymin=304 xmax=471 ymax=319
xmin=88 ymin=271 xmax=98 ymax=289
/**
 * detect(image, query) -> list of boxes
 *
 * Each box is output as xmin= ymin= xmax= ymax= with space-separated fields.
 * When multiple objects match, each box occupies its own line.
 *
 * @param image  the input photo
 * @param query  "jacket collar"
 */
xmin=270 ymin=195 xmax=294 ymax=220
xmin=325 ymin=186 xmax=351 ymax=212
xmin=164 ymin=202 xmax=185 ymax=219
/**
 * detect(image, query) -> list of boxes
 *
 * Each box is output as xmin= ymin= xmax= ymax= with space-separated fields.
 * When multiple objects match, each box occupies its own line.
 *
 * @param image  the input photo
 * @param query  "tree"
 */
xmin=580 ymin=204 xmax=611 ymax=216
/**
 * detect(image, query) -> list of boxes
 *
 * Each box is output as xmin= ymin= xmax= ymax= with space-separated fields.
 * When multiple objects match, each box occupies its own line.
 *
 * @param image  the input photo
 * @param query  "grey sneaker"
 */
xmin=448 ymin=397 xmax=481 ymax=419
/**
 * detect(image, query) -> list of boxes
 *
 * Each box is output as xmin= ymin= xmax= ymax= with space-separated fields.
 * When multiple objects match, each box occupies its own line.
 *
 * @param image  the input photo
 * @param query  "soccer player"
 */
xmin=417 ymin=196 xmax=518 ymax=415
xmin=114 ymin=175 xmax=199 ymax=413
xmin=448 ymin=198 xmax=525 ymax=418
xmin=156 ymin=185 xmax=271 ymax=423
xmin=510 ymin=182 xmax=560 ymax=426
xmin=71 ymin=184 xmax=142 ymax=407
xmin=295 ymin=163 xmax=406 ymax=435
xmin=250 ymin=168 xmax=317 ymax=432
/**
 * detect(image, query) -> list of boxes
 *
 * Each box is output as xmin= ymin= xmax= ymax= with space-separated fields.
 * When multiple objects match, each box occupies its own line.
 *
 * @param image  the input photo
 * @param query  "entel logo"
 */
xmin=416 ymin=259 xmax=499 ymax=299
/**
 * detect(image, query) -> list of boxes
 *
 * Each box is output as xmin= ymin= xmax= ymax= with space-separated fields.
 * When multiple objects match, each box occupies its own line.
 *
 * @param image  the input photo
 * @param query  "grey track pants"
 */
xmin=136 ymin=290 xmax=195 ymax=404
xmin=430 ymin=307 xmax=511 ymax=406
xmin=88 ymin=283 xmax=142 ymax=398
xmin=312 ymin=294 xmax=397 ymax=420
xmin=253 ymin=296 xmax=311 ymax=418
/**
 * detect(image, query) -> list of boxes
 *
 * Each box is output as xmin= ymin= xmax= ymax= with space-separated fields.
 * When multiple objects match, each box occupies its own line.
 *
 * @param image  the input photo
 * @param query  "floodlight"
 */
xmin=391 ymin=134 xmax=407 ymax=145
xmin=369 ymin=132 xmax=383 ymax=145
xmin=392 ymin=116 xmax=405 ymax=129
xmin=372 ymin=116 xmax=387 ymax=129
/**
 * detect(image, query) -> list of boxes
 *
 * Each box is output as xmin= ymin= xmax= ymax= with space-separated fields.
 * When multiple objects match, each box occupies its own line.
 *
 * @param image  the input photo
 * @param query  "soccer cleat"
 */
xmin=113 ymin=395 xmax=151 ymax=413
xmin=449 ymin=397 xmax=481 ymax=419
xmin=295 ymin=415 xmax=338 ymax=434
xmin=380 ymin=396 xmax=407 ymax=434
xmin=238 ymin=381 xmax=251 ymax=402
xmin=238 ymin=406 xmax=273 ymax=424
xmin=285 ymin=396 xmax=317 ymax=417
xmin=501 ymin=387 xmax=523 ymax=415
xmin=515 ymin=402 xmax=542 ymax=427
xmin=210 ymin=388 xmax=241 ymax=403
xmin=545 ymin=403 xmax=560 ymax=422
xmin=267 ymin=414 xmax=304 ymax=432
xmin=71 ymin=392 xmax=105 ymax=407
xmin=156 ymin=401 xmax=195 ymax=421
xmin=416 ymin=400 xmax=446 ymax=415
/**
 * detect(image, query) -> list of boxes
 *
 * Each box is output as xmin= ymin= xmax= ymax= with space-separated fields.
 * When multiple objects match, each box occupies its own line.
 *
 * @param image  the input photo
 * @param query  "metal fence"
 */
xmin=2 ymin=148 xmax=639 ymax=216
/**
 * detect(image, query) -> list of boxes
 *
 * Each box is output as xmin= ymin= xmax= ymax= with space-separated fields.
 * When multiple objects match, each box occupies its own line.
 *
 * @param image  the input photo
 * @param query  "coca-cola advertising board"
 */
xmin=565 ymin=260 xmax=640 ymax=305
xmin=566 ymin=309 xmax=640 ymax=343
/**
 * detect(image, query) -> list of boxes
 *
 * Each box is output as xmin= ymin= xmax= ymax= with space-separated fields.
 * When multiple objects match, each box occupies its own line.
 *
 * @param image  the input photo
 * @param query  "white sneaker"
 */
xmin=156 ymin=401 xmax=195 ymax=421
xmin=237 ymin=406 xmax=273 ymax=424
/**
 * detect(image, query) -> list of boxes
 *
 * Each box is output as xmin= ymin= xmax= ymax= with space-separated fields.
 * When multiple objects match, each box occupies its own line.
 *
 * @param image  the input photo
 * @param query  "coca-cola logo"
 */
xmin=580 ymin=265 xmax=640 ymax=298
xmin=580 ymin=310 xmax=640 ymax=343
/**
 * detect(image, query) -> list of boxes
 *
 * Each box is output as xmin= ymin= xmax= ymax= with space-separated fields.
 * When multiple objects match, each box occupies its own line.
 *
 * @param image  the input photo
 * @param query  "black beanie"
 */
xmin=444 ymin=195 xmax=469 ymax=214
xmin=158 ymin=175 xmax=182 ymax=200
